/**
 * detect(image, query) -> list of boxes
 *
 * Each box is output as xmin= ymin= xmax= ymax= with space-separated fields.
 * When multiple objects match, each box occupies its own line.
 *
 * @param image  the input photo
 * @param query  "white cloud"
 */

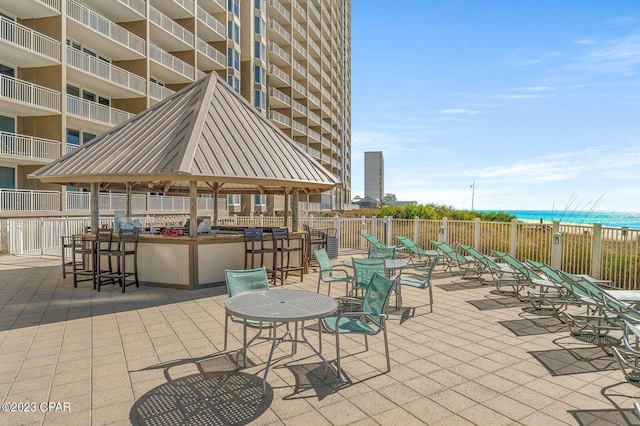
xmin=437 ymin=108 xmax=479 ymax=115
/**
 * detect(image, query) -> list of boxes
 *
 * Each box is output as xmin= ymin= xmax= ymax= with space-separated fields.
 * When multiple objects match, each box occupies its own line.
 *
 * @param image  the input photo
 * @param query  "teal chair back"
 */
xmin=224 ymin=267 xmax=269 ymax=297
xmin=426 ymin=254 xmax=440 ymax=281
xmin=368 ymin=246 xmax=396 ymax=259
xmin=313 ymin=248 xmax=332 ymax=272
xmin=352 ymin=258 xmax=386 ymax=289
xmin=363 ymin=273 xmax=395 ymax=325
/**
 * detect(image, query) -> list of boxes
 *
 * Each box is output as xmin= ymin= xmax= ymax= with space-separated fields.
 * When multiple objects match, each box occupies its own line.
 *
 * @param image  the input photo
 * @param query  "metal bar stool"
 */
xmin=272 ymin=228 xmax=304 ymax=285
xmin=70 ymin=235 xmax=96 ymax=289
xmin=244 ymin=228 xmax=276 ymax=277
xmin=96 ymin=228 xmax=140 ymax=293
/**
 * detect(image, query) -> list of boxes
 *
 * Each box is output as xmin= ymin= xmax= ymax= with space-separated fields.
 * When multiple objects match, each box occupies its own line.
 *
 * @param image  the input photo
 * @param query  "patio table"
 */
xmin=225 ymin=289 xmax=338 ymax=395
xmin=343 ymin=259 xmax=408 ymax=307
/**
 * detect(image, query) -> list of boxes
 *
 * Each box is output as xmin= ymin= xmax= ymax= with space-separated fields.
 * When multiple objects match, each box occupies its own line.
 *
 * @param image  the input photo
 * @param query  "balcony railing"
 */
xmin=67 ymin=47 xmax=146 ymax=95
xmin=149 ymin=81 xmax=175 ymax=101
xmin=150 ymin=6 xmax=194 ymax=46
xmin=308 ymin=128 xmax=320 ymax=141
xmin=66 ymin=95 xmax=134 ymax=126
xmin=196 ymin=38 xmax=225 ymax=67
xmin=39 ymin=0 xmax=61 ymax=11
xmin=292 ymin=59 xmax=306 ymax=76
xmin=66 ymin=144 xmax=79 ymax=154
xmin=308 ymin=57 xmax=320 ymax=74
xmin=292 ymin=0 xmax=306 ymax=20
xmin=0 ymin=75 xmax=61 ymax=111
xmin=292 ymin=19 xmax=306 ymax=39
xmin=0 ymin=189 xmax=60 ymax=212
xmin=308 ymin=145 xmax=320 ymax=157
xmin=269 ymin=19 xmax=291 ymax=44
xmin=270 ymin=42 xmax=291 ymax=64
xmin=308 ymin=92 xmax=320 ymax=107
xmin=270 ymin=64 xmax=290 ymax=85
xmin=66 ymin=0 xmax=145 ymax=56
xmin=269 ymin=110 xmax=291 ymax=127
xmin=308 ymin=75 xmax=320 ymax=91
xmin=0 ymin=132 xmax=60 ymax=161
xmin=150 ymin=44 xmax=195 ymax=80
xmin=0 ymin=17 xmax=61 ymax=62
xmin=196 ymin=6 xmax=226 ymax=39
xmin=269 ymin=87 xmax=291 ymax=106
xmin=309 ymin=21 xmax=320 ymax=38
xmin=292 ymin=39 xmax=307 ymax=58
xmin=308 ymin=110 xmax=320 ymax=124
xmin=308 ymin=1 xmax=320 ymax=22
xmin=292 ymin=99 xmax=306 ymax=115
xmin=117 ymin=0 xmax=146 ymax=16
xmin=269 ymin=0 xmax=291 ymax=22
xmin=292 ymin=80 xmax=306 ymax=96
xmin=291 ymin=120 xmax=306 ymax=134
xmin=308 ymin=39 xmax=320 ymax=57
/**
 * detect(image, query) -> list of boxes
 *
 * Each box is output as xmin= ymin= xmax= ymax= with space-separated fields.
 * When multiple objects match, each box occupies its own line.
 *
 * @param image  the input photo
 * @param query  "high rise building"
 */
xmin=0 ymin=0 xmax=350 ymax=217
xmin=364 ymin=151 xmax=383 ymax=202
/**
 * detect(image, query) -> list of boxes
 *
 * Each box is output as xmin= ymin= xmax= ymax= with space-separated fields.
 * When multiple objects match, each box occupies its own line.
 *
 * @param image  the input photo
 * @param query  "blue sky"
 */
xmin=350 ymin=1 xmax=640 ymax=212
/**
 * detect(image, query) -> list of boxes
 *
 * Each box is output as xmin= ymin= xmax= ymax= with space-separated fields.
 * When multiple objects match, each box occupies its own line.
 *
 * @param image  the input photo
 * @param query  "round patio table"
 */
xmin=343 ymin=259 xmax=408 ymax=307
xmin=225 ymin=289 xmax=338 ymax=395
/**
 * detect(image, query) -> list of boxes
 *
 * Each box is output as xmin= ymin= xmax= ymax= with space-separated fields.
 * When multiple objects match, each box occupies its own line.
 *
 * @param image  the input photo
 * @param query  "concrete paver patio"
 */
xmin=0 ymin=253 xmax=639 ymax=425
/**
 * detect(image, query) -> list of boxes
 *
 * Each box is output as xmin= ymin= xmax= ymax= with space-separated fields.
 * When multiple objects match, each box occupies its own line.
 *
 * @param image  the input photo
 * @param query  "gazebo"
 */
xmin=30 ymin=72 xmax=339 ymax=237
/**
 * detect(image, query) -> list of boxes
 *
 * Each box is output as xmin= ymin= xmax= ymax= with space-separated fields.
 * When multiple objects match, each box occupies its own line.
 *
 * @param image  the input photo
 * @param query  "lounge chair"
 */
xmin=458 ymin=244 xmax=519 ymax=289
xmin=314 ymin=248 xmax=352 ymax=297
xmin=430 ymin=240 xmax=476 ymax=276
xmin=491 ymin=251 xmax=560 ymax=302
xmin=612 ymin=320 xmax=640 ymax=382
xmin=361 ymin=233 xmax=400 ymax=251
xmin=395 ymin=235 xmax=439 ymax=268
xmin=322 ymin=273 xmax=396 ymax=382
xmin=368 ymin=246 xmax=396 ymax=259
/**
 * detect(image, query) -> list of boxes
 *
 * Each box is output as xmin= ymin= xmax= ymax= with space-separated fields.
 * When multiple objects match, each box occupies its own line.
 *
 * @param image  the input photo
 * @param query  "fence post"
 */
xmin=360 ymin=216 xmax=366 ymax=251
xmin=551 ymin=221 xmax=562 ymax=269
xmin=371 ymin=217 xmax=377 ymax=238
xmin=387 ymin=216 xmax=393 ymax=245
xmin=591 ymin=223 xmax=603 ymax=279
xmin=441 ymin=217 xmax=448 ymax=243
xmin=474 ymin=218 xmax=481 ymax=250
xmin=413 ymin=216 xmax=419 ymax=243
xmin=334 ymin=215 xmax=340 ymax=251
xmin=39 ymin=217 xmax=44 ymax=258
xmin=510 ymin=218 xmax=518 ymax=257
xmin=233 ymin=214 xmax=238 ymax=226
xmin=259 ymin=214 xmax=264 ymax=227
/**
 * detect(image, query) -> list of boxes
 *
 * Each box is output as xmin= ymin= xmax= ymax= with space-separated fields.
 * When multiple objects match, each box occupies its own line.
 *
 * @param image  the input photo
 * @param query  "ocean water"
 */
xmin=478 ymin=210 xmax=640 ymax=229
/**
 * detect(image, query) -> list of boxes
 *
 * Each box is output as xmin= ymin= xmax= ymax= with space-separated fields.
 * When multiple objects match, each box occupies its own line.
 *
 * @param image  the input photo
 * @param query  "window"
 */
xmin=67 ymin=85 xmax=80 ymax=97
xmin=227 ymin=21 xmax=240 ymax=44
xmin=254 ymin=65 xmax=265 ymax=85
xmin=66 ymin=129 xmax=80 ymax=146
xmin=254 ymin=41 xmax=265 ymax=60
xmin=228 ymin=194 xmax=240 ymax=206
xmin=254 ymin=0 xmax=266 ymax=11
xmin=227 ymin=75 xmax=240 ymax=93
xmin=254 ymin=17 xmax=265 ymax=37
xmin=254 ymin=194 xmax=266 ymax=206
xmin=227 ymin=0 xmax=239 ymax=18
xmin=254 ymin=89 xmax=265 ymax=110
xmin=0 ymin=166 xmax=15 ymax=189
xmin=227 ymin=48 xmax=240 ymax=72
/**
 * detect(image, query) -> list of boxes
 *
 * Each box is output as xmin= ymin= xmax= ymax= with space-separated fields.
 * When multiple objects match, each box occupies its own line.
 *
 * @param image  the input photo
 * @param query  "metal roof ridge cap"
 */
xmin=176 ymin=73 xmax=218 ymax=175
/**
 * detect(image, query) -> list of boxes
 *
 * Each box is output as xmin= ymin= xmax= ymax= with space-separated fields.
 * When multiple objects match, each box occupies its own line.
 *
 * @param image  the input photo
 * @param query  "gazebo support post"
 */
xmin=125 ymin=182 xmax=132 ymax=218
xmin=90 ymin=182 xmax=99 ymax=234
xmin=212 ymin=183 xmax=219 ymax=226
xmin=292 ymin=188 xmax=299 ymax=232
xmin=189 ymin=181 xmax=198 ymax=238
xmin=283 ymin=188 xmax=290 ymax=228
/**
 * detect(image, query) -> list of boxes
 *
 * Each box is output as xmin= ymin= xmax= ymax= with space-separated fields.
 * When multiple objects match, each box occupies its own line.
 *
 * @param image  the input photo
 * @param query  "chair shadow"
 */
xmin=436 ymin=281 xmax=485 ymax=291
xmin=130 ymin=354 xmax=273 ymax=425
xmin=500 ymin=316 xmax=566 ymax=337
xmin=568 ymin=408 xmax=639 ymax=426
xmin=529 ymin=346 xmax=618 ymax=376
xmin=467 ymin=296 xmax=522 ymax=311
xmin=277 ymin=359 xmax=342 ymax=401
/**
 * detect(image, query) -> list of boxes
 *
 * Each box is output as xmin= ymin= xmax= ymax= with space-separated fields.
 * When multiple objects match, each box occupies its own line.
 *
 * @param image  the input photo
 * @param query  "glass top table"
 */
xmin=225 ymin=289 xmax=338 ymax=395
xmin=342 ymin=259 xmax=408 ymax=270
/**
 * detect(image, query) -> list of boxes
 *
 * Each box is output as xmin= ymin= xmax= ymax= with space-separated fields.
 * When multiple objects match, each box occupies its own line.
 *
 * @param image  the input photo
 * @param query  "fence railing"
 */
xmin=4 ymin=214 xmax=640 ymax=290
xmin=66 ymin=94 xmax=134 ymax=126
xmin=0 ymin=16 xmax=61 ymax=62
xmin=0 ymin=75 xmax=60 ymax=111
xmin=0 ymin=132 xmax=60 ymax=161
xmin=67 ymin=47 xmax=146 ymax=94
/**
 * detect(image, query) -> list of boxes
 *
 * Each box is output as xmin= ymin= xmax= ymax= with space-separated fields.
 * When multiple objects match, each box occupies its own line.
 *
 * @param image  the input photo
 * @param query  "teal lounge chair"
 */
xmin=458 ymin=244 xmax=519 ymax=289
xmin=491 ymin=250 xmax=560 ymax=302
xmin=396 ymin=236 xmax=439 ymax=268
xmin=368 ymin=246 xmax=396 ymax=259
xmin=430 ymin=240 xmax=476 ymax=276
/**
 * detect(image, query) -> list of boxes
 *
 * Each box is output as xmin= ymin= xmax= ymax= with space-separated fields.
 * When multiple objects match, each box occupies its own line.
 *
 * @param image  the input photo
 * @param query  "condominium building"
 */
xmin=0 ymin=0 xmax=350 ymax=217
xmin=364 ymin=151 xmax=383 ymax=202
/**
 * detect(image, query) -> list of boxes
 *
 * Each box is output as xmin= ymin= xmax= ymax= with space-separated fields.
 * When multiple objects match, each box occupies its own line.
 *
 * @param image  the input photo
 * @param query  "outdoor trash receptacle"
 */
xmin=327 ymin=235 xmax=338 ymax=259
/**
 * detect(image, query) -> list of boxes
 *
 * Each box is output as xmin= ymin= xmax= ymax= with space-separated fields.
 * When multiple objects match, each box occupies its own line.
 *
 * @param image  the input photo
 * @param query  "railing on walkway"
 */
xmin=0 ymin=132 xmax=60 ymax=161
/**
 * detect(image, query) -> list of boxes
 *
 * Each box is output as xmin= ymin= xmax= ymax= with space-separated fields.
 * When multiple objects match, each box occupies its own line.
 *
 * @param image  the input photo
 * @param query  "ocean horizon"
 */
xmin=477 ymin=210 xmax=640 ymax=229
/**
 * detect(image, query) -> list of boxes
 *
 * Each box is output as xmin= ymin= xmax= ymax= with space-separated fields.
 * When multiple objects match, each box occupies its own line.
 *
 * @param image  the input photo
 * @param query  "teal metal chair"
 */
xmin=322 ymin=273 xmax=396 ymax=382
xmin=395 ymin=235 xmax=438 ymax=267
xmin=314 ymin=248 xmax=352 ymax=296
xmin=367 ymin=246 xmax=396 ymax=259
xmin=224 ymin=267 xmax=279 ymax=366
xmin=398 ymin=253 xmax=439 ymax=315
xmin=430 ymin=240 xmax=476 ymax=275
xmin=351 ymin=257 xmax=386 ymax=298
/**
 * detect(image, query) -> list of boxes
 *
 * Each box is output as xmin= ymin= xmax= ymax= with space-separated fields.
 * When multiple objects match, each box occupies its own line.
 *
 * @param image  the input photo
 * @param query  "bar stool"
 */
xmin=70 ymin=235 xmax=96 ymax=289
xmin=244 ymin=228 xmax=276 ymax=277
xmin=96 ymin=228 xmax=140 ymax=293
xmin=304 ymin=224 xmax=327 ymax=267
xmin=272 ymin=228 xmax=304 ymax=285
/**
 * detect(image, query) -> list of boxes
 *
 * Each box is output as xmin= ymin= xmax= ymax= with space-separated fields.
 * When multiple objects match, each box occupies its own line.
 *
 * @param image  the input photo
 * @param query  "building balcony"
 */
xmin=308 ymin=75 xmax=320 ymax=91
xmin=150 ymin=0 xmax=194 ymax=19
xmin=292 ymin=0 xmax=306 ymax=21
xmin=66 ymin=0 xmax=145 ymax=60
xmin=269 ymin=64 xmax=290 ymax=87
xmin=308 ymin=128 xmax=321 ymax=142
xmin=66 ymin=94 xmax=135 ymax=132
xmin=292 ymin=99 xmax=306 ymax=117
xmin=66 ymin=47 xmax=146 ymax=98
xmin=149 ymin=44 xmax=195 ymax=83
xmin=292 ymin=19 xmax=307 ymax=39
xmin=269 ymin=0 xmax=291 ymax=24
xmin=269 ymin=42 xmax=291 ymax=66
xmin=149 ymin=82 xmax=176 ymax=103
xmin=196 ymin=39 xmax=226 ymax=70
xmin=308 ymin=20 xmax=320 ymax=40
xmin=0 ymin=189 xmax=60 ymax=212
xmin=0 ymin=17 xmax=61 ymax=67
xmin=308 ymin=1 xmax=320 ymax=23
xmin=199 ymin=0 xmax=226 ymax=15
xmin=291 ymin=119 xmax=306 ymax=136
xmin=292 ymin=39 xmax=307 ymax=61
xmin=308 ymin=110 xmax=320 ymax=125
xmin=76 ymin=0 xmax=145 ymax=23
xmin=292 ymin=59 xmax=306 ymax=78
xmin=269 ymin=109 xmax=291 ymax=128
xmin=0 ymin=75 xmax=61 ymax=116
xmin=66 ymin=143 xmax=79 ymax=154
xmin=197 ymin=6 xmax=226 ymax=42
xmin=292 ymin=80 xmax=306 ymax=97
xmin=269 ymin=19 xmax=291 ymax=46
xmin=0 ymin=132 xmax=61 ymax=165
xmin=0 ymin=0 xmax=60 ymax=19
xmin=308 ymin=57 xmax=321 ymax=75
xmin=150 ymin=6 xmax=194 ymax=51
xmin=269 ymin=87 xmax=291 ymax=108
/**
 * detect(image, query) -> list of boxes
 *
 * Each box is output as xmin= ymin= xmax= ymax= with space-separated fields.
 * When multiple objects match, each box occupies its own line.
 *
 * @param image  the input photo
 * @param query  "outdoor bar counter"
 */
xmin=136 ymin=230 xmax=305 ymax=289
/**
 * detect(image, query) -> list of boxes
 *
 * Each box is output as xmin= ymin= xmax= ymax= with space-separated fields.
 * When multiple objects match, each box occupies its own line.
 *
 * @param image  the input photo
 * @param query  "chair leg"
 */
xmin=364 ymin=334 xmax=368 ymax=351
xmin=335 ymin=332 xmax=342 ymax=382
xmin=223 ymin=314 xmax=229 ymax=351
xmin=429 ymin=284 xmax=433 ymax=313
xmin=382 ymin=320 xmax=390 ymax=372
